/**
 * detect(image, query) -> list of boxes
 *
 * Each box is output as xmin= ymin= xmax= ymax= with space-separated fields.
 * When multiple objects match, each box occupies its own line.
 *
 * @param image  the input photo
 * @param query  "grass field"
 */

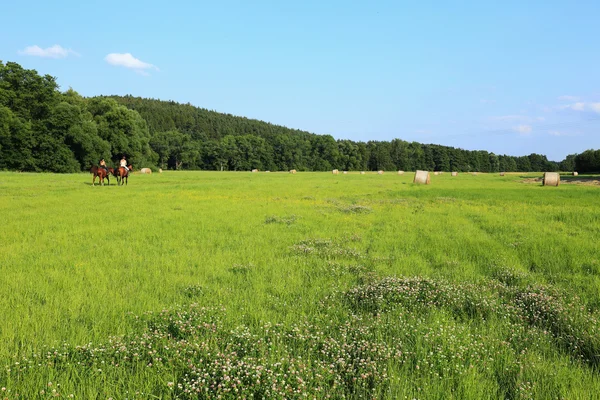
xmin=1 ymin=171 xmax=599 ymax=399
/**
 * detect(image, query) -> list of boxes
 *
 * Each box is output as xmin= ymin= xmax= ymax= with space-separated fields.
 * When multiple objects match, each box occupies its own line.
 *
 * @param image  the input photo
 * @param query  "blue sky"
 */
xmin=2 ymin=0 xmax=599 ymax=161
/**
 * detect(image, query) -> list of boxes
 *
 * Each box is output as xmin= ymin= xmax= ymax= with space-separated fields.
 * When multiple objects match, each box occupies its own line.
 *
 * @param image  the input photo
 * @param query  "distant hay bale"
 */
xmin=500 ymin=172 xmax=505 ymax=176
xmin=397 ymin=170 xmax=404 ymax=175
xmin=332 ymin=169 xmax=339 ymax=175
xmin=471 ymin=172 xmax=478 ymax=176
xmin=360 ymin=171 xmax=365 ymax=175
xmin=343 ymin=171 xmax=348 ymax=174
xmin=378 ymin=170 xmax=384 ymax=175
xmin=265 ymin=171 xmax=271 ymax=173
xmin=543 ymin=172 xmax=560 ymax=186
xmin=158 ymin=168 xmax=163 ymax=173
xmin=140 ymin=168 xmax=152 ymax=174
xmin=451 ymin=171 xmax=458 ymax=176
xmin=251 ymin=169 xmax=258 ymax=173
xmin=434 ymin=171 xmax=439 ymax=176
xmin=573 ymin=171 xmax=578 ymax=176
xmin=413 ymin=170 xmax=430 ymax=184
xmin=289 ymin=169 xmax=297 ymax=174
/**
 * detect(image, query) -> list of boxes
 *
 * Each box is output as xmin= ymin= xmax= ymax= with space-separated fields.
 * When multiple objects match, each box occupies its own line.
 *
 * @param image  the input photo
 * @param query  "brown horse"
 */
xmin=116 ymin=165 xmax=133 ymax=186
xmin=90 ymin=166 xmax=111 ymax=186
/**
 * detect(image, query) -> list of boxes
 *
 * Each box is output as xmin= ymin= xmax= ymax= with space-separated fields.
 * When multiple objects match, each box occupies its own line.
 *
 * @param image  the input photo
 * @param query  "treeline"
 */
xmin=1 ymin=61 xmax=598 ymax=173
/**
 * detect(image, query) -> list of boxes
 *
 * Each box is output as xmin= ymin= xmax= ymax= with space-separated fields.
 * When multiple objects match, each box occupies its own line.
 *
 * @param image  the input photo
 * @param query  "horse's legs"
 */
xmin=92 ymin=174 xmax=96 ymax=186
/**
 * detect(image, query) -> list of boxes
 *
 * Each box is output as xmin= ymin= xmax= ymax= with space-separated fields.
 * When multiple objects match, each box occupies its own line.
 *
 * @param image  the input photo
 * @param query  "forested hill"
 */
xmin=1 ymin=61 xmax=598 ymax=173
xmin=107 ymin=95 xmax=571 ymax=173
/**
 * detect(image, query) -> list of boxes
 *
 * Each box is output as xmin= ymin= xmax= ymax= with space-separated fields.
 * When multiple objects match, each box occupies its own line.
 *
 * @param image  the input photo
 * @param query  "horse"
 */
xmin=90 ymin=165 xmax=110 ymax=186
xmin=116 ymin=165 xmax=133 ymax=186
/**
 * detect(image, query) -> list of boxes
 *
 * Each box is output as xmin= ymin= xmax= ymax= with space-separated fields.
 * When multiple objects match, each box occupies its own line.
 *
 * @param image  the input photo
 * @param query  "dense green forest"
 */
xmin=1 ymin=61 xmax=598 ymax=173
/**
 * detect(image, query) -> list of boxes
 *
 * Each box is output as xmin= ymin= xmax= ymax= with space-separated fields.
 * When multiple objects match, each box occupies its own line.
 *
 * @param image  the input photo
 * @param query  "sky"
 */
xmin=2 ymin=0 xmax=600 ymax=161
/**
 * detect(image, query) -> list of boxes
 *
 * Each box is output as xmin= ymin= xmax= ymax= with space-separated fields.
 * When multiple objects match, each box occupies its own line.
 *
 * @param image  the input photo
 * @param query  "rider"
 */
xmin=120 ymin=156 xmax=129 ymax=175
xmin=99 ymin=158 xmax=108 ymax=172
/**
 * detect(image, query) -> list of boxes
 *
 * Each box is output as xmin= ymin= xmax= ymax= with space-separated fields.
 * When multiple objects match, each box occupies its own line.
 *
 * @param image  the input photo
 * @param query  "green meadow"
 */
xmin=1 ymin=171 xmax=599 ymax=399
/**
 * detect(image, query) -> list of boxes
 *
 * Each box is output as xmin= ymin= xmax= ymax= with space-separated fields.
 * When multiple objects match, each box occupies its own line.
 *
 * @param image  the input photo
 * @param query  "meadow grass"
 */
xmin=0 ymin=171 xmax=599 ymax=399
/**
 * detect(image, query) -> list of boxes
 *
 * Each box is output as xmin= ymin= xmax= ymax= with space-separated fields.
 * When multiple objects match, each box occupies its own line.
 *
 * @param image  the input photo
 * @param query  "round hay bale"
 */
xmin=471 ymin=172 xmax=478 ymax=176
xmin=289 ymin=169 xmax=297 ymax=174
xmin=378 ymin=170 xmax=384 ymax=175
xmin=500 ymin=172 xmax=505 ymax=176
xmin=573 ymin=171 xmax=578 ymax=176
xmin=543 ymin=172 xmax=560 ymax=186
xmin=265 ymin=170 xmax=271 ymax=173
xmin=343 ymin=171 xmax=348 ymax=174
xmin=158 ymin=168 xmax=163 ymax=173
xmin=434 ymin=171 xmax=439 ymax=176
xmin=451 ymin=171 xmax=458 ymax=176
xmin=413 ymin=170 xmax=430 ymax=184
xmin=251 ymin=169 xmax=258 ymax=173
xmin=360 ymin=171 xmax=365 ymax=175
xmin=397 ymin=170 xmax=405 ymax=175
xmin=332 ymin=169 xmax=339 ymax=175
xmin=140 ymin=167 xmax=152 ymax=174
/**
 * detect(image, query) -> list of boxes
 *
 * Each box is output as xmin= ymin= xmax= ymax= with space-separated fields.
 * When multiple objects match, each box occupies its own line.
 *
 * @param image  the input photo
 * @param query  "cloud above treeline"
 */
xmin=104 ymin=53 xmax=158 ymax=75
xmin=18 ymin=45 xmax=79 ymax=58
xmin=514 ymin=124 xmax=532 ymax=135
xmin=560 ymin=102 xmax=600 ymax=114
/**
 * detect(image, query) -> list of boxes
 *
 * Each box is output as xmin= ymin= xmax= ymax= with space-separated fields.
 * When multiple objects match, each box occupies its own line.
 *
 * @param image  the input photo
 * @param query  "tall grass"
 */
xmin=0 ymin=171 xmax=599 ymax=398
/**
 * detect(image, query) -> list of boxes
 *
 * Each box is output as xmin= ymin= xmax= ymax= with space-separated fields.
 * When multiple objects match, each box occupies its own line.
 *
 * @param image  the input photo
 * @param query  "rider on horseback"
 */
xmin=120 ymin=156 xmax=129 ymax=176
xmin=99 ymin=158 xmax=108 ymax=172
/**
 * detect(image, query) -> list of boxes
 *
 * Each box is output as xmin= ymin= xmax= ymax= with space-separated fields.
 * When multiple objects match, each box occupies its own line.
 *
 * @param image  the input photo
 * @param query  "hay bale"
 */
xmin=289 ymin=169 xmax=297 ymax=174
xmin=451 ymin=171 xmax=458 ymax=176
xmin=158 ymin=168 xmax=163 ymax=173
xmin=378 ymin=170 xmax=384 ymax=175
xmin=251 ymin=169 xmax=259 ymax=173
xmin=500 ymin=172 xmax=505 ymax=176
xmin=360 ymin=171 xmax=365 ymax=175
xmin=332 ymin=169 xmax=339 ymax=175
xmin=265 ymin=171 xmax=271 ymax=173
xmin=573 ymin=171 xmax=578 ymax=176
xmin=434 ymin=171 xmax=439 ymax=176
xmin=140 ymin=168 xmax=152 ymax=174
xmin=471 ymin=172 xmax=478 ymax=176
xmin=397 ymin=170 xmax=405 ymax=175
xmin=343 ymin=171 xmax=348 ymax=174
xmin=543 ymin=172 xmax=560 ymax=186
xmin=413 ymin=170 xmax=430 ymax=184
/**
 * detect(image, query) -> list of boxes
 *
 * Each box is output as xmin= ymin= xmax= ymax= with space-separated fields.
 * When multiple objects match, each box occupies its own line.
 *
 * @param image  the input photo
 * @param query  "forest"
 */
xmin=1 ymin=61 xmax=598 ymax=173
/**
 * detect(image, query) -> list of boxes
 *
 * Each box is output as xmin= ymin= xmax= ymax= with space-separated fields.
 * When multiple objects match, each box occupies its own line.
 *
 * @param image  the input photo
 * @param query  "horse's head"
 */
xmin=90 ymin=165 xmax=98 ymax=174
xmin=128 ymin=165 xmax=133 ymax=172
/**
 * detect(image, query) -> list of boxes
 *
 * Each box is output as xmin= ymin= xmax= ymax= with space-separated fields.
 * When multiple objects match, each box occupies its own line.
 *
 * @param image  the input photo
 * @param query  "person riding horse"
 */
xmin=99 ymin=158 xmax=108 ymax=173
xmin=120 ymin=156 xmax=129 ymax=176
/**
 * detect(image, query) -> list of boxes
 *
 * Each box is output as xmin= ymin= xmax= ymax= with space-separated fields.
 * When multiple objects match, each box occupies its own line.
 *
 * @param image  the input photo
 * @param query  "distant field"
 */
xmin=1 ymin=171 xmax=599 ymax=399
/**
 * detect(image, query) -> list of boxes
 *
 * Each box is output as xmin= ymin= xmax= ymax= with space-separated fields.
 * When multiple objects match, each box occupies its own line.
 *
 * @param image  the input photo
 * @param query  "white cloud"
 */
xmin=105 ymin=53 xmax=158 ymax=74
xmin=548 ymin=130 xmax=579 ymax=137
xmin=559 ymin=102 xmax=600 ymax=113
xmin=18 ymin=44 xmax=78 ymax=58
xmin=514 ymin=124 xmax=532 ymax=135
xmin=558 ymin=95 xmax=579 ymax=102
xmin=589 ymin=103 xmax=600 ymax=113
xmin=570 ymin=102 xmax=586 ymax=111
